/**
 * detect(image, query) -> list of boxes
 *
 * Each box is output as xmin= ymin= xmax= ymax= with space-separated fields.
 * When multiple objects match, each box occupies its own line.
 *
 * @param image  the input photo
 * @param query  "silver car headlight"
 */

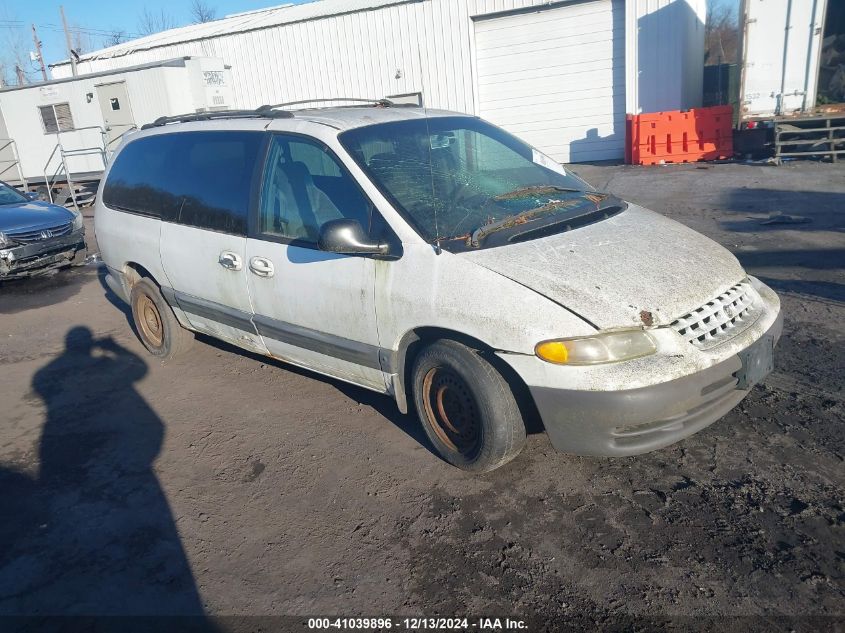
xmin=71 ymin=211 xmax=84 ymax=232
xmin=535 ymin=330 xmax=657 ymax=365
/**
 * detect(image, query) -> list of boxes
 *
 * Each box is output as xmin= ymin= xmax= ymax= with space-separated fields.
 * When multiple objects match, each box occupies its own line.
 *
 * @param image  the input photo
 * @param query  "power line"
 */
xmin=40 ymin=23 xmax=144 ymax=37
xmin=0 ymin=21 xmax=143 ymax=39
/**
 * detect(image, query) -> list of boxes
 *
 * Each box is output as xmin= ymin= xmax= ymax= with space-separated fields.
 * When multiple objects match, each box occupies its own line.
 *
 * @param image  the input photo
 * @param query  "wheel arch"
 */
xmin=120 ymin=261 xmax=188 ymax=328
xmin=122 ymin=261 xmax=157 ymax=288
xmin=393 ymin=327 xmax=543 ymax=434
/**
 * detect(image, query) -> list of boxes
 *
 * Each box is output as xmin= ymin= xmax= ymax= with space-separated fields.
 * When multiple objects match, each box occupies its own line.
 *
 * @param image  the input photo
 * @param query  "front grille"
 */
xmin=6 ymin=221 xmax=73 ymax=244
xmin=671 ymin=279 xmax=759 ymax=349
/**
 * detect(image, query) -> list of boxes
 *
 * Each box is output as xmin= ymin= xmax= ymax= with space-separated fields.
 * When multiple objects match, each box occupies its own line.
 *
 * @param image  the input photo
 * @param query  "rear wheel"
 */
xmin=130 ymin=277 xmax=193 ymax=359
xmin=411 ymin=339 xmax=526 ymax=472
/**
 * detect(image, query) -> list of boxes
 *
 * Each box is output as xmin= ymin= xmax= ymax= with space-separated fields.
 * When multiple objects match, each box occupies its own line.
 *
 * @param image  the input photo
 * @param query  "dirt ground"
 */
xmin=0 ymin=161 xmax=843 ymax=632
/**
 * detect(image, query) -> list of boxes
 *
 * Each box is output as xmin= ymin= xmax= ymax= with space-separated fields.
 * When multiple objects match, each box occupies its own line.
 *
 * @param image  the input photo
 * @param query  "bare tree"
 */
xmin=705 ymin=2 xmax=739 ymax=65
xmin=1 ymin=23 xmax=31 ymax=85
xmin=137 ymin=7 xmax=177 ymax=36
xmin=0 ymin=60 xmax=10 ymax=88
xmin=103 ymin=29 xmax=128 ymax=48
xmin=190 ymin=0 xmax=217 ymax=24
xmin=0 ymin=5 xmax=29 ymax=85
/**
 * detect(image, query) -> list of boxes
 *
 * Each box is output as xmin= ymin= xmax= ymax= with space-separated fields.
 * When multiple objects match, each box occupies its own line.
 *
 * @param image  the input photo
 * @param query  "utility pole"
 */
xmin=31 ymin=24 xmax=48 ymax=82
xmin=59 ymin=5 xmax=78 ymax=77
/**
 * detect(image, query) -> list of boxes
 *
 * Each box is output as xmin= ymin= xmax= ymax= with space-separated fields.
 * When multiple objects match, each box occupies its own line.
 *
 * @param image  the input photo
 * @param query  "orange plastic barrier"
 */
xmin=626 ymin=105 xmax=734 ymax=165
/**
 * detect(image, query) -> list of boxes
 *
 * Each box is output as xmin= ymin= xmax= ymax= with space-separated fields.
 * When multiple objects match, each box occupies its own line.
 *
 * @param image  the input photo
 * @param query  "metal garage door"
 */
xmin=474 ymin=0 xmax=625 ymax=163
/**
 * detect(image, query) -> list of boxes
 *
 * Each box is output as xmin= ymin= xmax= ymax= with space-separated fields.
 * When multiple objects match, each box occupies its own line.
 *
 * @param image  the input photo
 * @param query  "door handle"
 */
xmin=219 ymin=251 xmax=243 ymax=271
xmin=249 ymin=256 xmax=275 ymax=278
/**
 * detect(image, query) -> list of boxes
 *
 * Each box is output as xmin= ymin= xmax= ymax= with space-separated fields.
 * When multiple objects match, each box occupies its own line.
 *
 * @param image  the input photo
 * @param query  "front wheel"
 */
xmin=411 ymin=339 xmax=526 ymax=472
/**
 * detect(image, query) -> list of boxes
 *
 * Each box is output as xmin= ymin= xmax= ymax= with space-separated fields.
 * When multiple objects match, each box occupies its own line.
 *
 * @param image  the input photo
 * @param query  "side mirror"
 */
xmin=318 ymin=219 xmax=390 ymax=257
xmin=25 ymin=192 xmax=39 ymax=201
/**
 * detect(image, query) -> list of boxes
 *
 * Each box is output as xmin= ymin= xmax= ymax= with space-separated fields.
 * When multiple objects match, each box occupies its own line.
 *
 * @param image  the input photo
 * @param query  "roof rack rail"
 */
xmin=257 ymin=97 xmax=395 ymax=111
xmin=140 ymin=108 xmax=294 ymax=129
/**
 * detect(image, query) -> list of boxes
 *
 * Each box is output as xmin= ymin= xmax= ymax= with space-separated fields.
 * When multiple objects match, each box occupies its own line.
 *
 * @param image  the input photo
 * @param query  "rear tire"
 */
xmin=129 ymin=277 xmax=193 ymax=359
xmin=411 ymin=339 xmax=526 ymax=472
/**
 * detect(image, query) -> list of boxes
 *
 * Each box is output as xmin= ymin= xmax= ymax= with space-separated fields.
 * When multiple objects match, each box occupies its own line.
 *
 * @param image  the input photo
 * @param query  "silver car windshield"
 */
xmin=339 ymin=116 xmax=598 ymax=249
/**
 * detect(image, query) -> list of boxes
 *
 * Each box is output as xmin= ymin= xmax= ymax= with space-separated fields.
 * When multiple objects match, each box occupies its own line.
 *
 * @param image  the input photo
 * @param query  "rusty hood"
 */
xmin=460 ymin=204 xmax=746 ymax=329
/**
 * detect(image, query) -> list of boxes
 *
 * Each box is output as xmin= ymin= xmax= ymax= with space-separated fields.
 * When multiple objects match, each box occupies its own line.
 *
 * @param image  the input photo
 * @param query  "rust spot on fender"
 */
xmin=640 ymin=310 xmax=654 ymax=327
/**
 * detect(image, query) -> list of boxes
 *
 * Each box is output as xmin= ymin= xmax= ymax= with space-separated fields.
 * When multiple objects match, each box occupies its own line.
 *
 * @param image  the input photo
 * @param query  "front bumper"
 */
xmin=499 ymin=280 xmax=783 ymax=457
xmin=0 ymin=229 xmax=86 ymax=279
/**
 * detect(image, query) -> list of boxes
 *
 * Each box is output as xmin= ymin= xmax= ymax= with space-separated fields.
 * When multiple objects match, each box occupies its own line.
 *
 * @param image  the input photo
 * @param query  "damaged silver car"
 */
xmin=96 ymin=105 xmax=782 ymax=472
xmin=0 ymin=181 xmax=86 ymax=280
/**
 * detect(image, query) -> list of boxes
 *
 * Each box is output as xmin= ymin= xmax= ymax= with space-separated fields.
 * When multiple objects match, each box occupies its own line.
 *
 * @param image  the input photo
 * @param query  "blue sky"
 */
xmin=0 ymin=0 xmax=310 ymax=77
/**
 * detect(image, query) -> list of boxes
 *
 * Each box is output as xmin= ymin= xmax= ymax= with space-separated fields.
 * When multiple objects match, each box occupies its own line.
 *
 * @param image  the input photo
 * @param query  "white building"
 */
xmin=0 ymin=57 xmax=232 ymax=184
xmin=47 ymin=0 xmax=706 ymax=165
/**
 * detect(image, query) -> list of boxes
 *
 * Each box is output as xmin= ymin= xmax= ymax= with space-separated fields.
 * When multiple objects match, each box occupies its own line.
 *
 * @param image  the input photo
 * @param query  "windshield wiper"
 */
xmin=469 ymin=192 xmax=610 ymax=247
xmin=493 ymin=185 xmax=585 ymax=201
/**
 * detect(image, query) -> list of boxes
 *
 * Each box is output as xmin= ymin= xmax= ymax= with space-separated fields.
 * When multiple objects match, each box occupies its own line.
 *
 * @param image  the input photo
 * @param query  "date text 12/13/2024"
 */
xmin=307 ymin=617 xmax=528 ymax=630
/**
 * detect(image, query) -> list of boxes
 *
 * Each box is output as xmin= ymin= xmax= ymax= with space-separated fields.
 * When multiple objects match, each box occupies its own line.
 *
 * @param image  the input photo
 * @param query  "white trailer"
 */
xmin=737 ymin=0 xmax=845 ymax=162
xmin=739 ymin=0 xmax=829 ymax=119
xmin=0 ymin=57 xmax=232 ymax=190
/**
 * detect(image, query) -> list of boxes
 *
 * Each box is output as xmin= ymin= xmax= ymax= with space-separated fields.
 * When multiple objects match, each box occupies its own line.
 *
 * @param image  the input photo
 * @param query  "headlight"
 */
xmin=535 ymin=330 xmax=657 ymax=365
xmin=72 ymin=211 xmax=84 ymax=231
xmin=0 ymin=232 xmax=11 ymax=248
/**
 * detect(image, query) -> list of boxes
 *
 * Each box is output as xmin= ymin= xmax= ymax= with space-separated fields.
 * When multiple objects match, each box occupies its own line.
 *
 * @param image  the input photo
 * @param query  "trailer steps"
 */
xmin=775 ymin=114 xmax=845 ymax=163
xmin=14 ymin=180 xmax=99 ymax=209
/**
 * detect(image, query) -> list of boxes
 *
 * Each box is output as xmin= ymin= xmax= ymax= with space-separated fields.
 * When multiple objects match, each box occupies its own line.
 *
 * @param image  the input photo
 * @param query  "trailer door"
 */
xmin=96 ymin=82 xmax=136 ymax=148
xmin=740 ymin=0 xmax=827 ymax=118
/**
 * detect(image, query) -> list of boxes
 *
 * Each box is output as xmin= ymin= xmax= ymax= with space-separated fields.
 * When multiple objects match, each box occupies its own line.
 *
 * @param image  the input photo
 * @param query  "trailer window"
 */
xmin=39 ymin=103 xmax=75 ymax=134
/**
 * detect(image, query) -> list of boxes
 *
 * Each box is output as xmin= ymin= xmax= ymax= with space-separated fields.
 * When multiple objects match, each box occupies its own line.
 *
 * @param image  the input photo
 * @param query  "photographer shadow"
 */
xmin=0 ymin=327 xmax=213 ymax=628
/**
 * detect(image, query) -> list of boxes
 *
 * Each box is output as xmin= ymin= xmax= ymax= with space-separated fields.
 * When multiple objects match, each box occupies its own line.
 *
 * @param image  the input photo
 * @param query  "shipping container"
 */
xmin=739 ymin=0 xmax=844 ymax=119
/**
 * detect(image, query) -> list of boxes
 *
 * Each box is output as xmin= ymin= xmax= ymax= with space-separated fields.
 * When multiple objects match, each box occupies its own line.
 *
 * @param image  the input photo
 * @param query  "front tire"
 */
xmin=411 ymin=339 xmax=526 ymax=472
xmin=129 ymin=277 xmax=193 ymax=359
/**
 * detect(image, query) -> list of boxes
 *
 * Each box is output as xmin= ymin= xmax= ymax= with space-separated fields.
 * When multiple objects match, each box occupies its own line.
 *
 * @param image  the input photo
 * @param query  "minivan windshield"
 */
xmin=340 ymin=116 xmax=615 ymax=251
xmin=0 ymin=182 xmax=27 ymax=206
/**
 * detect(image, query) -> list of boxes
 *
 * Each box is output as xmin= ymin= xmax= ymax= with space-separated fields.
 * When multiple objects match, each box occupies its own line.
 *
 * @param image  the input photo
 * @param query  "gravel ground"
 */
xmin=0 ymin=160 xmax=842 ymax=632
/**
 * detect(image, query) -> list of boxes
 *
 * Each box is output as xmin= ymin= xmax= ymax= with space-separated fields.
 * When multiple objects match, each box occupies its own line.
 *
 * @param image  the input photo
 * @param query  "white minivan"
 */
xmin=95 ymin=103 xmax=782 ymax=472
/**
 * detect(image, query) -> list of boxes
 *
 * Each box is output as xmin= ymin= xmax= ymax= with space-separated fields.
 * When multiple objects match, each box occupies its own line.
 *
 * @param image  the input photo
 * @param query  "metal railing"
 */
xmin=0 ymin=138 xmax=27 ymax=189
xmin=42 ymin=125 xmax=109 ymax=211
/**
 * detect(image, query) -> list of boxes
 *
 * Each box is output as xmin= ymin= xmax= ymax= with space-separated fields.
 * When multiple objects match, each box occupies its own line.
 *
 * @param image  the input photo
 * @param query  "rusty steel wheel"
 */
xmin=129 ymin=277 xmax=193 ymax=359
xmin=412 ymin=339 xmax=526 ymax=472
xmin=136 ymin=292 xmax=165 ymax=350
xmin=422 ymin=366 xmax=481 ymax=457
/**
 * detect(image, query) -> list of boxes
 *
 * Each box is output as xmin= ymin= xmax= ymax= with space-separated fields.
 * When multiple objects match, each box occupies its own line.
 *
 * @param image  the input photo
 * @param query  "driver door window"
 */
xmin=259 ymin=135 xmax=372 ymax=243
xmin=246 ymin=134 xmax=387 ymax=391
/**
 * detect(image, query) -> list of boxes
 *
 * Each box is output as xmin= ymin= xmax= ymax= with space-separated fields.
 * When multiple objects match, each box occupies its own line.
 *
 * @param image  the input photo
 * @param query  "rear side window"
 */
xmin=103 ymin=131 xmax=263 ymax=235
xmin=102 ymin=135 xmax=175 ymax=218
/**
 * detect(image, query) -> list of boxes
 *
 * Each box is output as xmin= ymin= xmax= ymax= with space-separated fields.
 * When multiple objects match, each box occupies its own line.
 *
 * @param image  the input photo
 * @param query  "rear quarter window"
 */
xmin=102 ymin=131 xmax=264 ymax=235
